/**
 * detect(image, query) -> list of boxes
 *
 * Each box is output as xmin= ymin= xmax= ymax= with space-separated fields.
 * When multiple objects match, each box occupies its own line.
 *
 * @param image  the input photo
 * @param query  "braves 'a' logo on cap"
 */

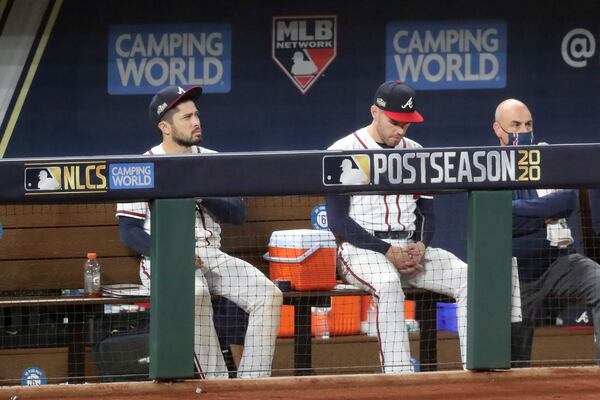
xmin=272 ymin=15 xmax=337 ymax=94
xmin=322 ymin=155 xmax=370 ymax=186
xmin=401 ymin=97 xmax=414 ymax=109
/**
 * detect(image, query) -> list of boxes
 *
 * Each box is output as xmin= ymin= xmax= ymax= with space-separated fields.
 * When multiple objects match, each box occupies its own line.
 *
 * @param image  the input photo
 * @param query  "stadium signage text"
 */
xmin=109 ymin=163 xmax=155 ymax=189
xmin=24 ymin=162 xmax=108 ymax=195
xmin=108 ymin=24 xmax=231 ymax=94
xmin=323 ymin=149 xmax=541 ymax=187
xmin=386 ymin=20 xmax=507 ymax=90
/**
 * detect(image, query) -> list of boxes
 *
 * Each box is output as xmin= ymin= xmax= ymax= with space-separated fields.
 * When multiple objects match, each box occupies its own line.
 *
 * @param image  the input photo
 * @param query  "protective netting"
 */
xmin=1 ymin=188 xmax=599 ymax=384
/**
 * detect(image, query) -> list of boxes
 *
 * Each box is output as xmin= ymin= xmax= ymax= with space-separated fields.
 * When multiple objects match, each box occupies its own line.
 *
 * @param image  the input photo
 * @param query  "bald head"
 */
xmin=495 ymin=99 xmax=529 ymax=121
xmin=492 ymin=99 xmax=533 ymax=146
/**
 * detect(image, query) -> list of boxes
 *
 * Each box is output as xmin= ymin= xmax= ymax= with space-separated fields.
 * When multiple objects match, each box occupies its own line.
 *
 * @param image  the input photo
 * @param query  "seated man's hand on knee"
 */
xmin=386 ymin=245 xmax=423 ymax=275
xmin=406 ymin=241 xmax=426 ymax=265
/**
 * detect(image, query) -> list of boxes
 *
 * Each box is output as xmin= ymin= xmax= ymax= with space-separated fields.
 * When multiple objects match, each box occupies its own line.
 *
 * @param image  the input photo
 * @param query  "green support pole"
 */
xmin=467 ymin=191 xmax=512 ymax=370
xmin=149 ymin=198 xmax=195 ymax=379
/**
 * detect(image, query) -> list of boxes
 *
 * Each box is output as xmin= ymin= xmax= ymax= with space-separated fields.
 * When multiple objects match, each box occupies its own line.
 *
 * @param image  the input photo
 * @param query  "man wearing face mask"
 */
xmin=493 ymin=98 xmax=600 ymax=367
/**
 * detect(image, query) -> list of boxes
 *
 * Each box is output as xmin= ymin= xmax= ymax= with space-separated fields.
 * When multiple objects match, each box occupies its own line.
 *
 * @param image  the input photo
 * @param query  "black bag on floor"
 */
xmin=93 ymin=331 xmax=149 ymax=382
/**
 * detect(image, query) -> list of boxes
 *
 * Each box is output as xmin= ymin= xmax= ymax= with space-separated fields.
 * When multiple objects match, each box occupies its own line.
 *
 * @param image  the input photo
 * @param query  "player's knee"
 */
xmin=378 ymin=279 xmax=404 ymax=298
xmin=265 ymin=284 xmax=283 ymax=307
xmin=195 ymin=281 xmax=210 ymax=295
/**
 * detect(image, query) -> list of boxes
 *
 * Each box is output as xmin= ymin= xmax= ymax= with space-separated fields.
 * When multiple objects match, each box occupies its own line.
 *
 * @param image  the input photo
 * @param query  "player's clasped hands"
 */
xmin=385 ymin=244 xmax=424 ymax=276
xmin=406 ymin=241 xmax=426 ymax=265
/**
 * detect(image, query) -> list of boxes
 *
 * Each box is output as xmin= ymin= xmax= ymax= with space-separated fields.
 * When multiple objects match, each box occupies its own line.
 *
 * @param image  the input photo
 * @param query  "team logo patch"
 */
xmin=310 ymin=204 xmax=329 ymax=230
xmin=272 ymin=15 xmax=337 ymax=94
xmin=21 ymin=367 xmax=47 ymax=385
xmin=322 ymin=155 xmax=370 ymax=186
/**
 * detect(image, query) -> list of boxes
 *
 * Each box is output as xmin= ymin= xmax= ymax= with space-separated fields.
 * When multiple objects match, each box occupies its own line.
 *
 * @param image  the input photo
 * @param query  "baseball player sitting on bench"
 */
xmin=325 ymin=81 xmax=468 ymax=373
xmin=116 ymin=85 xmax=282 ymax=379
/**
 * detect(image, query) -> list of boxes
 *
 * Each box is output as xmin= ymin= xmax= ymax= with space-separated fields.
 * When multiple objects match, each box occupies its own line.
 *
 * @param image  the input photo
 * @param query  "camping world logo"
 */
xmin=272 ymin=15 xmax=337 ymax=94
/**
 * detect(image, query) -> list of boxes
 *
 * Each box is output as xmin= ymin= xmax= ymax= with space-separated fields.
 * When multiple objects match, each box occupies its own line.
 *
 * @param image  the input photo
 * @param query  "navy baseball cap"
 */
xmin=149 ymin=85 xmax=203 ymax=125
xmin=373 ymin=81 xmax=424 ymax=123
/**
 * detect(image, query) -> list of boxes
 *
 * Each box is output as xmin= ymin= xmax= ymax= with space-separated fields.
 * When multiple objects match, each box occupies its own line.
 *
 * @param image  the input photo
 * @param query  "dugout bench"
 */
xmin=0 ymin=202 xmax=149 ymax=383
xmin=0 ymin=197 xmax=451 ymax=382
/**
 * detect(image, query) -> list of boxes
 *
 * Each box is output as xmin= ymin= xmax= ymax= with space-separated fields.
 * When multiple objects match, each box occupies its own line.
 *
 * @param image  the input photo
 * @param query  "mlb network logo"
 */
xmin=322 ymin=155 xmax=370 ymax=186
xmin=272 ymin=15 xmax=337 ymax=94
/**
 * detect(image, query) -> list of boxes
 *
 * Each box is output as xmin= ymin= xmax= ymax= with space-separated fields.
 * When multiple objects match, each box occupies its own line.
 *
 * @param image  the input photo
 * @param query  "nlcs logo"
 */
xmin=24 ymin=163 xmax=108 ymax=195
xmin=272 ymin=15 xmax=337 ymax=94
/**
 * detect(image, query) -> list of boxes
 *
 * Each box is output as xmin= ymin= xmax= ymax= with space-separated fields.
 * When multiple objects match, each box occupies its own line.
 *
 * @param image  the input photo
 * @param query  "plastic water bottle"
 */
xmin=83 ymin=253 xmax=101 ymax=298
xmin=406 ymin=319 xmax=420 ymax=333
xmin=313 ymin=307 xmax=330 ymax=339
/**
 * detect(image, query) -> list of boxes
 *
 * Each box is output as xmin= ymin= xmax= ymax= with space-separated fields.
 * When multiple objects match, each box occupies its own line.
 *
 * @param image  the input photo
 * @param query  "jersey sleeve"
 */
xmin=118 ymin=216 xmax=151 ymax=256
xmin=326 ymin=194 xmax=391 ymax=255
xmin=512 ymin=190 xmax=577 ymax=219
xmin=589 ymin=188 xmax=600 ymax=236
xmin=201 ymin=197 xmax=246 ymax=225
xmin=116 ymin=201 xmax=148 ymax=220
xmin=415 ymin=197 xmax=435 ymax=246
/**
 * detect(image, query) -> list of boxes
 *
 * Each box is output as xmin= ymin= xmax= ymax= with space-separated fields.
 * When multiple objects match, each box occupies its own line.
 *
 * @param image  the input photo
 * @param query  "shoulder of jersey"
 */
xmin=144 ymin=144 xmax=164 ymax=155
xmin=197 ymin=146 xmax=218 ymax=154
xmin=327 ymin=132 xmax=361 ymax=150
xmin=400 ymin=137 xmax=423 ymax=149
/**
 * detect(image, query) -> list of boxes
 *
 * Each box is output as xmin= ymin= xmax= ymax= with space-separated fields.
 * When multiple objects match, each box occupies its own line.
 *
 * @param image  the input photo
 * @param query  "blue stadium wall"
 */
xmin=1 ymin=0 xmax=598 ymax=257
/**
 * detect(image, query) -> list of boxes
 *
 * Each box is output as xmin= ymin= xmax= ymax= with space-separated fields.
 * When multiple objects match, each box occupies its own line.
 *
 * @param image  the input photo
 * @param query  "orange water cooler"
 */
xmin=265 ymin=229 xmax=337 ymax=291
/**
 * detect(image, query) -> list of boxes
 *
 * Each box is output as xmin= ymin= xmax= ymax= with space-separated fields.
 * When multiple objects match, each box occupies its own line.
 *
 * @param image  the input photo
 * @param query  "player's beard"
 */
xmin=172 ymin=127 xmax=202 ymax=147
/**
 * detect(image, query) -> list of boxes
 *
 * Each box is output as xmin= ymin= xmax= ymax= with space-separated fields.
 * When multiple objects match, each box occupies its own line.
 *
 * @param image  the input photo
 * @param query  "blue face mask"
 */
xmin=499 ymin=125 xmax=534 ymax=145
xmin=508 ymin=130 xmax=534 ymax=145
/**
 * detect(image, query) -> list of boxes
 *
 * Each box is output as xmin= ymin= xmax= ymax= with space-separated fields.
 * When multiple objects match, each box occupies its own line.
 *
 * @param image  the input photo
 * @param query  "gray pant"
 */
xmin=512 ymin=253 xmax=600 ymax=367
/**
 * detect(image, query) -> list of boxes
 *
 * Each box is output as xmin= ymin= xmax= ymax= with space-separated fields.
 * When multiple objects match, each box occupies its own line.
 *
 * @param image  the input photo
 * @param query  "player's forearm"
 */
xmin=415 ymin=197 xmax=435 ymax=246
xmin=512 ymin=215 xmax=547 ymax=237
xmin=118 ymin=216 xmax=151 ymax=256
xmin=325 ymin=195 xmax=391 ymax=254
xmin=202 ymin=197 xmax=246 ymax=225
xmin=512 ymin=190 xmax=577 ymax=219
xmin=588 ymin=189 xmax=600 ymax=236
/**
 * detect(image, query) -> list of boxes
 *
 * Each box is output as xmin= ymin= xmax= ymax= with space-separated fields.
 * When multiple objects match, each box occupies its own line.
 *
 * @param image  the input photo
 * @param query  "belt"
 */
xmin=373 ymin=230 xmax=414 ymax=240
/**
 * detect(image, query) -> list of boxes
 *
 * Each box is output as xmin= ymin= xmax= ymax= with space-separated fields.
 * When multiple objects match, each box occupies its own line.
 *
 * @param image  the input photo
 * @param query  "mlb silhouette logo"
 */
xmin=24 ymin=167 xmax=62 ymax=191
xmin=272 ymin=15 xmax=337 ymax=94
xmin=323 ymin=155 xmax=370 ymax=186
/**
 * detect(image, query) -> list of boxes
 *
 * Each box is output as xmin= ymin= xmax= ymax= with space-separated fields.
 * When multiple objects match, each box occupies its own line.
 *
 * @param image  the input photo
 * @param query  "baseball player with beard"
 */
xmin=116 ymin=86 xmax=282 ymax=379
xmin=325 ymin=81 xmax=469 ymax=373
